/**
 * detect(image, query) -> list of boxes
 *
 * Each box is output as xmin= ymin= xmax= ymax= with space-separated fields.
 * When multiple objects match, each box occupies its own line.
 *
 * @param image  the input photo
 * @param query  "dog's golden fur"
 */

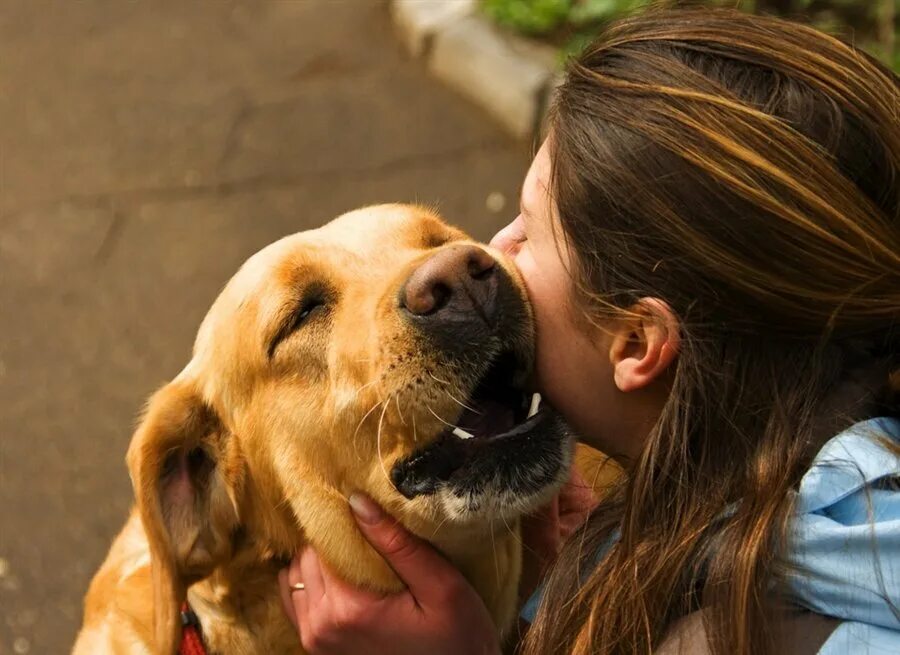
xmin=74 ymin=205 xmax=578 ymax=655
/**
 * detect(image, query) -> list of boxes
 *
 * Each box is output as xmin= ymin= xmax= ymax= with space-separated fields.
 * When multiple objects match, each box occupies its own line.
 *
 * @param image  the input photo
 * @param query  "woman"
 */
xmin=278 ymin=8 xmax=899 ymax=654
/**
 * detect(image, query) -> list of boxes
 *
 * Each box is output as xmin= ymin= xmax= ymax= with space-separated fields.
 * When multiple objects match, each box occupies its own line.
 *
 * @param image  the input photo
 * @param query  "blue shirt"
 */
xmin=521 ymin=417 xmax=900 ymax=653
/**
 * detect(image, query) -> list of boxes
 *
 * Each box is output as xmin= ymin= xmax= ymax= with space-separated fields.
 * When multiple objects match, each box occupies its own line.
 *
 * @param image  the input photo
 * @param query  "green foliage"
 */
xmin=568 ymin=0 xmax=649 ymax=24
xmin=481 ymin=0 xmax=898 ymax=71
xmin=482 ymin=0 xmax=652 ymax=33
xmin=482 ymin=0 xmax=572 ymax=34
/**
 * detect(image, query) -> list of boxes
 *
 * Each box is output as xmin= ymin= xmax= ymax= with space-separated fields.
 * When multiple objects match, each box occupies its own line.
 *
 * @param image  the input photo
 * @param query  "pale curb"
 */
xmin=391 ymin=0 xmax=561 ymax=140
xmin=391 ymin=0 xmax=476 ymax=57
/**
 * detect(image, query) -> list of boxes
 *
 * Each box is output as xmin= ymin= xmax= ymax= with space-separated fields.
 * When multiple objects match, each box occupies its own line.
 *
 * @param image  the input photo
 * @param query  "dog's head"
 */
xmin=126 ymin=204 xmax=572 ymax=651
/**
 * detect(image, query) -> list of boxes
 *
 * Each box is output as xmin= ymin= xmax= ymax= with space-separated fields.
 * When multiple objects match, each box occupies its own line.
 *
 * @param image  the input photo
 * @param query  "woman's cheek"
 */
xmin=525 ymin=284 xmax=565 ymax=392
xmin=526 ymin=279 xmax=589 ymax=417
xmin=533 ymin=303 xmax=567 ymax=396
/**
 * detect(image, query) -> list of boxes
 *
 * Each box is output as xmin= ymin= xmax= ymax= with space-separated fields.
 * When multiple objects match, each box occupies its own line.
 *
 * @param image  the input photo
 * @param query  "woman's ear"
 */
xmin=126 ymin=381 xmax=244 ymax=655
xmin=609 ymin=298 xmax=679 ymax=393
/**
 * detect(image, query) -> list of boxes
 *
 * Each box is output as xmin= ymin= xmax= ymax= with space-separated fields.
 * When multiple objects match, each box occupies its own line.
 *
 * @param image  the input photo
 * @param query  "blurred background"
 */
xmin=0 ymin=1 xmax=894 ymax=654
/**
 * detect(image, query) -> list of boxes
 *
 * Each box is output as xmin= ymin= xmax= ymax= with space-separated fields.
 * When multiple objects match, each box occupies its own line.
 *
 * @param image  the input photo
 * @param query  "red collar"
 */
xmin=179 ymin=602 xmax=207 ymax=655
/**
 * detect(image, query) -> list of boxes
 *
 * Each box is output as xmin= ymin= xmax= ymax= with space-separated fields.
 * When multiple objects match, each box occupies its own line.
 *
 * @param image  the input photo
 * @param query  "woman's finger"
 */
xmin=348 ymin=492 xmax=459 ymax=604
xmin=296 ymin=546 xmax=327 ymax=603
xmin=277 ymin=568 xmax=299 ymax=631
xmin=288 ymin=550 xmax=325 ymax=647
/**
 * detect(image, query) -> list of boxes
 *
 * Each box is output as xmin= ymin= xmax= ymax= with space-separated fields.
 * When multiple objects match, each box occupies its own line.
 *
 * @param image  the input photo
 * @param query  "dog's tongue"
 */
xmin=456 ymin=398 xmax=517 ymax=439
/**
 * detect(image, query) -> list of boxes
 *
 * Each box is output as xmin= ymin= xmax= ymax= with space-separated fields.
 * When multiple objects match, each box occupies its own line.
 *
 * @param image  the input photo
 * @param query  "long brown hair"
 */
xmin=523 ymin=7 xmax=899 ymax=655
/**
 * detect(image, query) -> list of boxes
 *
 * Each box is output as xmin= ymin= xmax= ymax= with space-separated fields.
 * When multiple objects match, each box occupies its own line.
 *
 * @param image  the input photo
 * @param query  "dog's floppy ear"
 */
xmin=126 ymin=381 xmax=243 ymax=655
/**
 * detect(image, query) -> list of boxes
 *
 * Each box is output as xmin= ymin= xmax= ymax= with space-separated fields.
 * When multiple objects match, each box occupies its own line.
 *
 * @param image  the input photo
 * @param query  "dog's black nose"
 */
xmin=401 ymin=245 xmax=498 ymax=321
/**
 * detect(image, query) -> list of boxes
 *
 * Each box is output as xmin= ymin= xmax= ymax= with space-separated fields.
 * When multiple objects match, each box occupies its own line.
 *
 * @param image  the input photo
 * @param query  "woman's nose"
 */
xmin=489 ymin=221 xmax=516 ymax=253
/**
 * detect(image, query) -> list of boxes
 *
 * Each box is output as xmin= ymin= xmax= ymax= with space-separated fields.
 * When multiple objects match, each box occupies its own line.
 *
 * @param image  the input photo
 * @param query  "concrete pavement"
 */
xmin=0 ymin=2 xmax=529 ymax=652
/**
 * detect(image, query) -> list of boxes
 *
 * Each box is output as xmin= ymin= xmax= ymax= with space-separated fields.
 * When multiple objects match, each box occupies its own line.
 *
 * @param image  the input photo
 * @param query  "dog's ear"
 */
xmin=126 ymin=381 xmax=243 ymax=655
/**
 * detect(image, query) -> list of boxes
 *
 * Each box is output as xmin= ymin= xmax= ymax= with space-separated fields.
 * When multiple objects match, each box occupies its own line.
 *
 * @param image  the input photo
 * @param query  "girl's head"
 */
xmin=491 ymin=7 xmax=899 ymax=654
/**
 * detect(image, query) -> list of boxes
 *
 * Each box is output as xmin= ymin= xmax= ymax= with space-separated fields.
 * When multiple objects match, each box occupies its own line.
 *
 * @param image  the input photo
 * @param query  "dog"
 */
xmin=73 ymin=204 xmax=576 ymax=654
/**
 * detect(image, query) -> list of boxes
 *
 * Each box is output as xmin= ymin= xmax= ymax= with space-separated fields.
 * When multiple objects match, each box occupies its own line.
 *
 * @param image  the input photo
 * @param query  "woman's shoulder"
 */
xmin=659 ymin=417 xmax=900 ymax=653
xmin=796 ymin=416 xmax=900 ymax=516
xmin=785 ymin=416 xmax=900 ymax=641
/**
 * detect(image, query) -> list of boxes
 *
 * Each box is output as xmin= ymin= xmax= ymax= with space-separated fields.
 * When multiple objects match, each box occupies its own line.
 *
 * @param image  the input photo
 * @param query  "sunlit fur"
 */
xmin=74 ymin=204 xmax=554 ymax=655
xmin=523 ymin=8 xmax=899 ymax=655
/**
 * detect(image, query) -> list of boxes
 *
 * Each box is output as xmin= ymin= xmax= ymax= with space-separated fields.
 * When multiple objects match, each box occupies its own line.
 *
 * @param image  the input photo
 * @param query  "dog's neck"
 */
xmin=186 ymin=536 xmax=298 ymax=654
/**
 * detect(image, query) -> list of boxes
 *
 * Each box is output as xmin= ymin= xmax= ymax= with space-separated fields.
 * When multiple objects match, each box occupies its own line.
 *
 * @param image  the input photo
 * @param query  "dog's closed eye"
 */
xmin=267 ymin=284 xmax=332 ymax=358
xmin=290 ymin=296 xmax=326 ymax=329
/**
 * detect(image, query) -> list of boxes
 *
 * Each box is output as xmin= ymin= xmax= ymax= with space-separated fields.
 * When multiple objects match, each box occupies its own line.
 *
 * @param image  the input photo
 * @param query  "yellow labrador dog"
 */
xmin=73 ymin=204 xmax=574 ymax=655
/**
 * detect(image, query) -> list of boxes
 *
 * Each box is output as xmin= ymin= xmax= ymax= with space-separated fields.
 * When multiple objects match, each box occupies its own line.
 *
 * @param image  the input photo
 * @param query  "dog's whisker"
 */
xmin=355 ymin=378 xmax=379 ymax=393
xmin=429 ymin=511 xmax=453 ymax=539
xmin=376 ymin=397 xmax=393 ymax=486
xmin=425 ymin=372 xmax=479 ymax=415
xmin=426 ymin=406 xmax=461 ymax=430
xmin=395 ymin=394 xmax=406 ymax=426
xmin=444 ymin=389 xmax=481 ymax=415
xmin=427 ymin=371 xmax=452 ymax=386
xmin=354 ymin=397 xmax=385 ymax=441
xmin=499 ymin=513 xmax=525 ymax=549
xmin=350 ymin=379 xmax=380 ymax=402
xmin=490 ymin=522 xmax=501 ymax=590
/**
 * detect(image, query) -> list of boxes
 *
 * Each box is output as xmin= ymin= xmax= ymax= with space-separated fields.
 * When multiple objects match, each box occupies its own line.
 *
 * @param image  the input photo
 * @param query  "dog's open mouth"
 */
xmin=391 ymin=350 xmax=570 ymax=515
xmin=446 ymin=350 xmax=541 ymax=442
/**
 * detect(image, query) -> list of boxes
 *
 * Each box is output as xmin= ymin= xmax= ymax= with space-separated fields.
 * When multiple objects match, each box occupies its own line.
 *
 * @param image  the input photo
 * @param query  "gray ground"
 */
xmin=0 ymin=2 xmax=529 ymax=652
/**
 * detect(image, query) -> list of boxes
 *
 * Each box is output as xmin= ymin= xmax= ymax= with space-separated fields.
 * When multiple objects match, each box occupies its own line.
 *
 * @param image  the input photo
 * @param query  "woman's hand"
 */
xmin=519 ymin=465 xmax=598 ymax=601
xmin=278 ymin=493 xmax=501 ymax=655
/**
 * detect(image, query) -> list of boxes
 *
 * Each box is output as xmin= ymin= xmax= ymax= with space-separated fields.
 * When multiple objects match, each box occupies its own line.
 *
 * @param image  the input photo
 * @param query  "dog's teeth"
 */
xmin=452 ymin=427 xmax=475 ymax=440
xmin=527 ymin=393 xmax=541 ymax=418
